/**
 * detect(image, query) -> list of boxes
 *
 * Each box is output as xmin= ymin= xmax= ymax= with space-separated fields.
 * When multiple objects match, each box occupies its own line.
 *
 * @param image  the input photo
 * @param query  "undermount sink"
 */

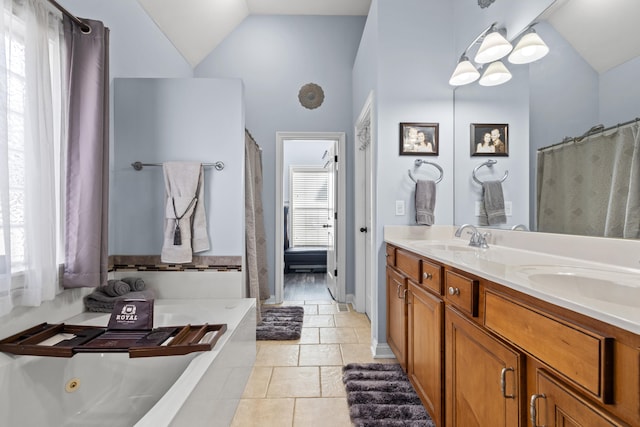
xmin=514 ymin=265 xmax=640 ymax=306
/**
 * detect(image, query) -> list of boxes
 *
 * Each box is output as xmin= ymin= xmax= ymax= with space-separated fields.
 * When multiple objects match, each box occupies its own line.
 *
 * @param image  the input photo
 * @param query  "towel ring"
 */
xmin=408 ymin=159 xmax=444 ymax=184
xmin=472 ymin=159 xmax=508 ymax=185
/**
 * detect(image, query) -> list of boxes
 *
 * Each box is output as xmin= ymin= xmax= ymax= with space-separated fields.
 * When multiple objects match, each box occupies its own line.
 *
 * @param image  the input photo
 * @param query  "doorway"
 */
xmin=275 ymin=132 xmax=346 ymax=303
xmin=354 ymin=92 xmax=375 ymax=319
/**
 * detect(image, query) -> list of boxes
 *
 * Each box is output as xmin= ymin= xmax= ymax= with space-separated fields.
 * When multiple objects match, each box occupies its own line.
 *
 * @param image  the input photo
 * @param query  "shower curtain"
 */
xmin=245 ymin=130 xmax=269 ymax=322
xmin=537 ymin=122 xmax=640 ymax=238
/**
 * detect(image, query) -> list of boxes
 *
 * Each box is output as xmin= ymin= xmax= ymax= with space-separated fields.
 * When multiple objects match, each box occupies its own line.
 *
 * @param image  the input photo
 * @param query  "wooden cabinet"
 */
xmin=386 ymin=266 xmax=407 ymax=369
xmin=445 ymin=306 xmax=523 ymax=427
xmin=531 ymin=369 xmax=625 ymax=427
xmin=408 ymin=281 xmax=444 ymax=426
xmin=385 ymin=243 xmax=639 ymax=427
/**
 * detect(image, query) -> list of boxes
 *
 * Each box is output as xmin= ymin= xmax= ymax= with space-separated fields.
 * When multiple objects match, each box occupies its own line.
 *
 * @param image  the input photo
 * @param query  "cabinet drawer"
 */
xmin=396 ymin=249 xmax=421 ymax=283
xmin=420 ymin=259 xmax=442 ymax=295
xmin=444 ymin=271 xmax=478 ymax=317
xmin=386 ymin=245 xmax=396 ymax=267
xmin=484 ymin=291 xmax=613 ymax=403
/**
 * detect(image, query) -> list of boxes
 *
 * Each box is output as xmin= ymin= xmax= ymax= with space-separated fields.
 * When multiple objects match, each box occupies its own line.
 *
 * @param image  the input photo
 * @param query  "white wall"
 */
xmin=195 ymin=15 xmax=366 ymax=296
xmin=112 ymin=78 xmax=245 ymax=256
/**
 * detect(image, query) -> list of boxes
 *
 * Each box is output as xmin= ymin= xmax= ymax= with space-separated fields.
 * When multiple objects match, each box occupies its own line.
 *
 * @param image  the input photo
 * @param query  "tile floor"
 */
xmin=230 ymin=299 xmax=398 ymax=427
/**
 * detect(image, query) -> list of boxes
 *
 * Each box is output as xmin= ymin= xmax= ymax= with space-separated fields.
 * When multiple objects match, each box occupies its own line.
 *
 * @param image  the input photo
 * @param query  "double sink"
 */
xmin=403 ymin=239 xmax=640 ymax=309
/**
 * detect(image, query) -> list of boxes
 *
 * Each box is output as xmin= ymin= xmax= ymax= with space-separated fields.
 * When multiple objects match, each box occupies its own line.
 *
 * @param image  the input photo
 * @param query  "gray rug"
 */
xmin=256 ymin=306 xmax=304 ymax=340
xmin=342 ymin=363 xmax=435 ymax=427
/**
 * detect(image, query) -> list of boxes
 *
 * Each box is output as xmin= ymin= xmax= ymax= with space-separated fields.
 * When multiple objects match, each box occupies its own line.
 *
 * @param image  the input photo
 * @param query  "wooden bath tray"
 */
xmin=0 ymin=322 xmax=227 ymax=358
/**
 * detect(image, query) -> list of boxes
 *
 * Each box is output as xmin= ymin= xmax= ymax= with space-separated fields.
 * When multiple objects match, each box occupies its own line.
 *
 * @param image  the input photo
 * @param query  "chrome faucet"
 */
xmin=511 ymin=224 xmax=529 ymax=231
xmin=455 ymin=224 xmax=490 ymax=248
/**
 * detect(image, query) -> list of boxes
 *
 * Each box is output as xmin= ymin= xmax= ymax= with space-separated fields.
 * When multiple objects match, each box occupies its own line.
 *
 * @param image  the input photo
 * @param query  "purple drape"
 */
xmin=62 ymin=18 xmax=109 ymax=288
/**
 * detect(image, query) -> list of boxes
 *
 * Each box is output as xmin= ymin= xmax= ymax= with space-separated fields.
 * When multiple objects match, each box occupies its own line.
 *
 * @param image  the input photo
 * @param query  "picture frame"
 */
xmin=399 ymin=122 xmax=439 ymax=156
xmin=470 ymin=123 xmax=508 ymax=156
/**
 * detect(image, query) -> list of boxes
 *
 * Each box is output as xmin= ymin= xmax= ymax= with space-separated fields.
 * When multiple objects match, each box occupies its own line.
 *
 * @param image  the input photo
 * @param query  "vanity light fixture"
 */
xmin=479 ymin=61 xmax=512 ymax=86
xmin=449 ymin=21 xmax=550 ymax=87
xmin=474 ymin=26 xmax=512 ymax=64
xmin=449 ymin=55 xmax=481 ymax=86
xmin=508 ymin=27 xmax=549 ymax=64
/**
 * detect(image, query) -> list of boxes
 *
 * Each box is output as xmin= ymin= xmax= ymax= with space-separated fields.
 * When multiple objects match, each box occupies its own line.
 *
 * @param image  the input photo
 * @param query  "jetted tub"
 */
xmin=0 ymin=299 xmax=256 ymax=427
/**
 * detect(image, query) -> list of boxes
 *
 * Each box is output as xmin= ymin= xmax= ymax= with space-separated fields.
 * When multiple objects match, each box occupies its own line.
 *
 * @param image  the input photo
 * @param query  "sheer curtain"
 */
xmin=0 ymin=0 xmax=66 ymax=315
xmin=537 ymin=122 xmax=640 ymax=238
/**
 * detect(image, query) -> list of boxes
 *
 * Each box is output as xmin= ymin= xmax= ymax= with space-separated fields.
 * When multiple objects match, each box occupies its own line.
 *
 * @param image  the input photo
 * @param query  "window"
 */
xmin=1 ymin=2 xmax=66 ymax=279
xmin=289 ymin=167 xmax=329 ymax=247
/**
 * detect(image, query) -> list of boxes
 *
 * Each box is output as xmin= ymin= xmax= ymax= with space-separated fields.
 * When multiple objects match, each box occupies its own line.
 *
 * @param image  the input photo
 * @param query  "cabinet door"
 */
xmin=386 ymin=266 xmax=407 ymax=369
xmin=445 ymin=307 xmax=523 ymax=427
xmin=531 ymin=370 xmax=624 ymax=427
xmin=408 ymin=282 xmax=444 ymax=426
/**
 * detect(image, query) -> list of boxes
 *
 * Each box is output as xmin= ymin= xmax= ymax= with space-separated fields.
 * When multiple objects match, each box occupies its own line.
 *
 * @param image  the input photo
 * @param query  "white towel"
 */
xmin=415 ymin=179 xmax=436 ymax=226
xmin=161 ymin=162 xmax=210 ymax=263
xmin=480 ymin=180 xmax=507 ymax=226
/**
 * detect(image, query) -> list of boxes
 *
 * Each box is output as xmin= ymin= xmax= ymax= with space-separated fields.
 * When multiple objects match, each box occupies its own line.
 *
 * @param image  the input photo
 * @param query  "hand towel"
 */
xmin=481 ymin=180 xmax=507 ymax=226
xmin=98 ymin=279 xmax=130 ymax=297
xmin=415 ymin=179 xmax=436 ymax=226
xmin=121 ymin=277 xmax=146 ymax=292
xmin=161 ymin=162 xmax=210 ymax=264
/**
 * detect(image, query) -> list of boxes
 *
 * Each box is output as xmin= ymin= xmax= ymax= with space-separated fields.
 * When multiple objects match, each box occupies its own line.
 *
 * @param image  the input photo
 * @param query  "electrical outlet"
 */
xmin=476 ymin=201 xmax=512 ymax=216
xmin=395 ymin=200 xmax=405 ymax=216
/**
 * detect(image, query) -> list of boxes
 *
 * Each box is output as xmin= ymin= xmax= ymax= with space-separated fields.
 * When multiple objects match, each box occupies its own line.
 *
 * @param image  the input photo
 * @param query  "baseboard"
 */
xmin=371 ymin=340 xmax=396 ymax=359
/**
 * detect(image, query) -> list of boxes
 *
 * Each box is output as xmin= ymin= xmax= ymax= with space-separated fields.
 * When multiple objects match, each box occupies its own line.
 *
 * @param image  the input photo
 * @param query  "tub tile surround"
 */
xmin=231 ymin=301 xmax=397 ymax=427
xmin=385 ymin=225 xmax=640 ymax=333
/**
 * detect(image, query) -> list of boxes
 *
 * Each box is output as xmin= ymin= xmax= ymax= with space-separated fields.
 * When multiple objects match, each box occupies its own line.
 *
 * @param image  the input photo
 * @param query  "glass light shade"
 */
xmin=449 ymin=58 xmax=480 ymax=86
xmin=508 ymin=31 xmax=549 ymax=64
xmin=474 ymin=30 xmax=513 ymax=64
xmin=479 ymin=61 xmax=512 ymax=86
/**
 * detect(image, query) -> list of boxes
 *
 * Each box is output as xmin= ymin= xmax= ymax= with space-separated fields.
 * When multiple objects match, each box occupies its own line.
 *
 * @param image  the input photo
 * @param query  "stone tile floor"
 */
xmin=230 ymin=300 xmax=397 ymax=427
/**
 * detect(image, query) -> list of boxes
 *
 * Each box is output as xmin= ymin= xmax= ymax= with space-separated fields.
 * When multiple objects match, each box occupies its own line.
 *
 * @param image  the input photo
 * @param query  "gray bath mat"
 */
xmin=342 ymin=363 xmax=435 ymax=427
xmin=256 ymin=306 xmax=304 ymax=340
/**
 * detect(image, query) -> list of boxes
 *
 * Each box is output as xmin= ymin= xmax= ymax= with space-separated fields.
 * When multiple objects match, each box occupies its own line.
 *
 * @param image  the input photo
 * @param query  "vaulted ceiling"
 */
xmin=136 ymin=0 xmax=372 ymax=67
xmin=136 ymin=0 xmax=639 ymax=73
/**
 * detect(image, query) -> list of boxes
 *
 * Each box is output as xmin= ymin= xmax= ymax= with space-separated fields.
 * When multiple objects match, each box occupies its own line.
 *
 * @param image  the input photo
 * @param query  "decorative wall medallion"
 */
xmin=298 ymin=83 xmax=324 ymax=110
xmin=478 ymin=0 xmax=496 ymax=8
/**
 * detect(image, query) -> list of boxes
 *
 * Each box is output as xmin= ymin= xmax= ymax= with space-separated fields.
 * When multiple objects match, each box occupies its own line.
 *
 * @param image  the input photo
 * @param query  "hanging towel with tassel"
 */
xmin=415 ymin=179 xmax=436 ymax=225
xmin=161 ymin=162 xmax=209 ymax=263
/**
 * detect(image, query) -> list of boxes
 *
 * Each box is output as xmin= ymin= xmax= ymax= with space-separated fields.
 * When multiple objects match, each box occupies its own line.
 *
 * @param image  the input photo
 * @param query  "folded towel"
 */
xmin=99 ymin=280 xmax=130 ymax=297
xmin=121 ymin=277 xmax=146 ymax=292
xmin=83 ymin=289 xmax=156 ymax=313
xmin=415 ymin=179 xmax=436 ymax=226
xmin=161 ymin=162 xmax=210 ymax=264
xmin=481 ymin=180 xmax=507 ymax=226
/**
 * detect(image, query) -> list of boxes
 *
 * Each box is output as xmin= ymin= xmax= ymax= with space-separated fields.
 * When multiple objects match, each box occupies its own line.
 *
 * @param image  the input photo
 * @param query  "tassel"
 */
xmin=173 ymin=220 xmax=182 ymax=245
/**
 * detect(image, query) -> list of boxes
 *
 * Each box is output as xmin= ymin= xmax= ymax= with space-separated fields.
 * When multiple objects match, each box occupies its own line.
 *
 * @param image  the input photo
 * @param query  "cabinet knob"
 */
xmin=530 ymin=394 xmax=547 ymax=427
xmin=448 ymin=286 xmax=460 ymax=296
xmin=423 ymin=272 xmax=433 ymax=280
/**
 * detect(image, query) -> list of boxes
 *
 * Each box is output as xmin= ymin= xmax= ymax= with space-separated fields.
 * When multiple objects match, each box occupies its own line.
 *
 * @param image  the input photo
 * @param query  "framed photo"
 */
xmin=470 ymin=123 xmax=508 ymax=156
xmin=399 ymin=122 xmax=439 ymax=156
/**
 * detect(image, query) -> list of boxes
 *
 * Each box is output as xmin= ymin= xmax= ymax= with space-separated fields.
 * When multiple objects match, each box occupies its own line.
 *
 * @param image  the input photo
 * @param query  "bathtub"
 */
xmin=0 ymin=298 xmax=256 ymax=427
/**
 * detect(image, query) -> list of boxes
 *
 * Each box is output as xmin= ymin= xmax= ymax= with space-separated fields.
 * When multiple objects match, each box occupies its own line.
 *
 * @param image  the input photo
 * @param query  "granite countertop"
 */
xmin=385 ymin=226 xmax=640 ymax=335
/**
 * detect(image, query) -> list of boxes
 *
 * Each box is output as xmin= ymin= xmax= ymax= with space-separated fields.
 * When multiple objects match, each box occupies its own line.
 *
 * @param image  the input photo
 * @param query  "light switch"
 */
xmin=395 ymin=200 xmax=405 ymax=216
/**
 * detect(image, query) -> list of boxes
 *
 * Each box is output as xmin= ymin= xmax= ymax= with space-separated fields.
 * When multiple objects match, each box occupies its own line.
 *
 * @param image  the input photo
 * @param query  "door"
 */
xmin=408 ymin=282 xmax=444 ymax=426
xmin=325 ymin=142 xmax=338 ymax=298
xmin=531 ymin=370 xmax=621 ymax=427
xmin=445 ymin=306 xmax=523 ymax=427
xmin=386 ymin=266 xmax=407 ymax=370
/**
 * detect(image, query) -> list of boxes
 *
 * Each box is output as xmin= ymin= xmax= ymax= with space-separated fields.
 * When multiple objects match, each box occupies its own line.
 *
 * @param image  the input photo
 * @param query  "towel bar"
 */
xmin=408 ymin=159 xmax=444 ymax=183
xmin=131 ymin=161 xmax=225 ymax=171
xmin=472 ymin=159 xmax=508 ymax=185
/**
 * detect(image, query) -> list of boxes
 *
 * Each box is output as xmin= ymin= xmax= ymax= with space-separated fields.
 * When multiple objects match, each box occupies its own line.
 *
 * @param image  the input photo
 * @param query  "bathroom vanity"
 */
xmin=385 ymin=226 xmax=639 ymax=427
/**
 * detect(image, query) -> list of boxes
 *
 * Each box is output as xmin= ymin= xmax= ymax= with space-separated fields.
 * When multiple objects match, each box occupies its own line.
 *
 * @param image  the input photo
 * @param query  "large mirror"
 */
xmin=454 ymin=0 xmax=640 ymax=239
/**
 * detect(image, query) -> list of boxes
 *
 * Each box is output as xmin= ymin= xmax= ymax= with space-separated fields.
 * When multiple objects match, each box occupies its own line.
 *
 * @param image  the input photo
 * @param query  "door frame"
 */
xmin=275 ymin=131 xmax=346 ymax=303
xmin=354 ymin=91 xmax=376 ymax=316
